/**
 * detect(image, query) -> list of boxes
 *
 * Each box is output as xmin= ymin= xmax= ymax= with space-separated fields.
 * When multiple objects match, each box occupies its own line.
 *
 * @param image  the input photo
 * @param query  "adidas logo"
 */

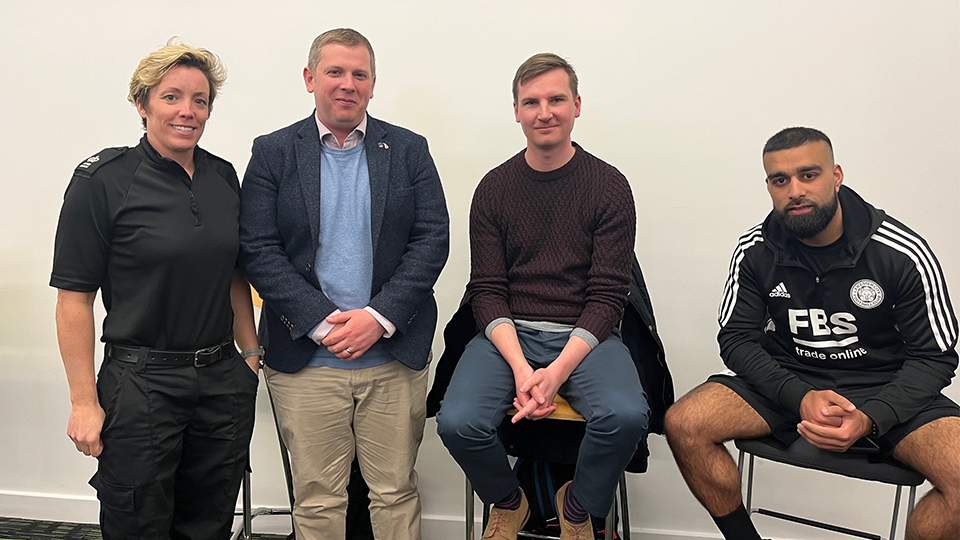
xmin=769 ymin=282 xmax=791 ymax=298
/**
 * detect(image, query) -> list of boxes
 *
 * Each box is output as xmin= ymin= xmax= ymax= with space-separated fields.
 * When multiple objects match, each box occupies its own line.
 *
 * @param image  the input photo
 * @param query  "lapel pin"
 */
xmin=378 ymin=142 xmax=389 ymax=149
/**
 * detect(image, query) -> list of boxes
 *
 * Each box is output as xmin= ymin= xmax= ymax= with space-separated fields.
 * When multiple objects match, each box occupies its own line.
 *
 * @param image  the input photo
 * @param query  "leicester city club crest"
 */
xmin=850 ymin=279 xmax=884 ymax=309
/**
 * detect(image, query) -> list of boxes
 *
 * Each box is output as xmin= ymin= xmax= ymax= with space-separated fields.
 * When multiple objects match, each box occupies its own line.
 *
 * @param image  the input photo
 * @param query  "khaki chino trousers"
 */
xmin=266 ymin=360 xmax=427 ymax=540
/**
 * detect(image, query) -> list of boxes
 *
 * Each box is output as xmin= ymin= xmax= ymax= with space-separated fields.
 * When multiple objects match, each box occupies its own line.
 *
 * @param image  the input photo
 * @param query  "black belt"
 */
xmin=105 ymin=339 xmax=235 ymax=367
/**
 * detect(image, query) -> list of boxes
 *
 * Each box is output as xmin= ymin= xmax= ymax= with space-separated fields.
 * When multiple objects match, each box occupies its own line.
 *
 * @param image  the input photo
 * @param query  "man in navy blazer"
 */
xmin=239 ymin=28 xmax=449 ymax=540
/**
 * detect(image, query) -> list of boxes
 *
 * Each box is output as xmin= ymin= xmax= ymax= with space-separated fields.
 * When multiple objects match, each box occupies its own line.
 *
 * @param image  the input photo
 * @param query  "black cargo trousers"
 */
xmin=91 ymin=344 xmax=258 ymax=540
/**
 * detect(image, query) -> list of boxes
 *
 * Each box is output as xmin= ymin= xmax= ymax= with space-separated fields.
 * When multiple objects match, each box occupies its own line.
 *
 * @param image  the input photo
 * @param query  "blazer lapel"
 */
xmin=365 ymin=116 xmax=390 ymax=256
xmin=295 ymin=116 xmax=322 ymax=243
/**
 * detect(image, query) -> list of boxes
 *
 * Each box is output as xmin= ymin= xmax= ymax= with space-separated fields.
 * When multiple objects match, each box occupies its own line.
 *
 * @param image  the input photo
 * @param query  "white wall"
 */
xmin=1 ymin=1 xmax=957 ymax=539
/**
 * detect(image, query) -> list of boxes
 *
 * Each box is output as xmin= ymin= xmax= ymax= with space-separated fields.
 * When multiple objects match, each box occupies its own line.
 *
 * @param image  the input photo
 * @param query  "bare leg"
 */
xmin=665 ymin=382 xmax=771 ymax=515
xmin=892 ymin=416 xmax=959 ymax=540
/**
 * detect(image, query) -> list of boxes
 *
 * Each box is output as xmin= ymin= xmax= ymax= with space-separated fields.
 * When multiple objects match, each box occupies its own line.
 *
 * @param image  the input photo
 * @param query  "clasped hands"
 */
xmin=511 ymin=365 xmax=564 ymax=423
xmin=798 ymin=389 xmax=874 ymax=452
xmin=321 ymin=309 xmax=386 ymax=360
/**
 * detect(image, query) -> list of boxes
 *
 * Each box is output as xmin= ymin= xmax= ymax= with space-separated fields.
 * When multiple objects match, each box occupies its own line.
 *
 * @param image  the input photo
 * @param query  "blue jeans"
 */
xmin=436 ymin=327 xmax=648 ymax=516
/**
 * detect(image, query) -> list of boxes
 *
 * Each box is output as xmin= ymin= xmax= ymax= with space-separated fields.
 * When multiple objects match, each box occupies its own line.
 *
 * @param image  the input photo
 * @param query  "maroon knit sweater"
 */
xmin=467 ymin=144 xmax=636 ymax=342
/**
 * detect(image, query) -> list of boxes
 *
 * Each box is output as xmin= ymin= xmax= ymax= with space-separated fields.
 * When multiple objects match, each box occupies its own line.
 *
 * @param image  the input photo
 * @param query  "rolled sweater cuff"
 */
xmin=473 ymin=302 xmax=513 ymax=338
xmin=571 ymin=328 xmax=599 ymax=350
xmin=484 ymin=318 xmax=514 ymax=340
xmin=574 ymin=312 xmax=616 ymax=343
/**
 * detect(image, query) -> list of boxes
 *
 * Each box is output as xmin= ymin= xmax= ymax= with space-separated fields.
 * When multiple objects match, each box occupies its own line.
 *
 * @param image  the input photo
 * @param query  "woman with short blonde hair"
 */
xmin=51 ymin=38 xmax=260 ymax=539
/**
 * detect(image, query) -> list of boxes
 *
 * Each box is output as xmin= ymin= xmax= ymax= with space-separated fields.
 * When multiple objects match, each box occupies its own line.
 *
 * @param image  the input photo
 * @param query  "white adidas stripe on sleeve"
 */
xmin=872 ymin=221 xmax=958 ymax=351
xmin=719 ymin=225 xmax=764 ymax=327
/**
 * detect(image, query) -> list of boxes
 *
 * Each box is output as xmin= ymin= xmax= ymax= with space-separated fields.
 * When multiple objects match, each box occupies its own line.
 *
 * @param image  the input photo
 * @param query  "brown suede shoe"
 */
xmin=555 ymin=481 xmax=593 ymax=540
xmin=481 ymin=490 xmax=530 ymax=540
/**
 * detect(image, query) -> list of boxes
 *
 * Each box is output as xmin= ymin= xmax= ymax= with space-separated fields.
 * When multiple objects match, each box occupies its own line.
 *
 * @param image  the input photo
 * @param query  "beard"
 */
xmin=772 ymin=192 xmax=839 ymax=239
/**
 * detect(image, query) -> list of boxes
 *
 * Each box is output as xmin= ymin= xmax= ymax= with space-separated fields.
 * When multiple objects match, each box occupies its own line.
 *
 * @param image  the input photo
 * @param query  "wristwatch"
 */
xmin=241 ymin=347 xmax=265 ymax=358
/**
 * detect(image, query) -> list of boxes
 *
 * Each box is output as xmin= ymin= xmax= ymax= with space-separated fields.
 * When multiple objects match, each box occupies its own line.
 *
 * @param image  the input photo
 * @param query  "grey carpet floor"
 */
xmin=0 ymin=517 xmax=288 ymax=539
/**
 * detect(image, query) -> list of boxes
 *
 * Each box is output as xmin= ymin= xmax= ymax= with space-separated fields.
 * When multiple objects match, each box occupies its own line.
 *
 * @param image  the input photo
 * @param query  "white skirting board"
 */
xmin=3 ymin=490 xmax=814 ymax=540
xmin=0 ymin=490 xmax=99 ymax=524
xmin=231 ymin=513 xmax=729 ymax=540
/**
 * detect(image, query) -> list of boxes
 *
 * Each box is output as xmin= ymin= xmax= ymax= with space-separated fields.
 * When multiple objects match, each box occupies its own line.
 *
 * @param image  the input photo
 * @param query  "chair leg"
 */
xmin=890 ymin=485 xmax=903 ymax=540
xmin=266 ymin=382 xmax=297 ymax=537
xmin=619 ymin=472 xmax=631 ymax=540
xmin=466 ymin=477 xmax=475 ymax=540
xmin=244 ymin=470 xmax=253 ymax=540
xmin=605 ymin=495 xmax=615 ymax=540
xmin=231 ymin=384 xmax=296 ymax=540
xmin=230 ymin=469 xmax=253 ymax=540
xmin=907 ymin=486 xmax=917 ymax=518
xmin=736 ymin=446 xmax=923 ymax=540
xmin=891 ymin=485 xmax=920 ymax=540
xmin=744 ymin=454 xmax=755 ymax=513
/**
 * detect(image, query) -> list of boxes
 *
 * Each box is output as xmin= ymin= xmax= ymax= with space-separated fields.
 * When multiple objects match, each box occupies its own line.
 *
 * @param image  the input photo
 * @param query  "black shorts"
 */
xmin=707 ymin=373 xmax=959 ymax=458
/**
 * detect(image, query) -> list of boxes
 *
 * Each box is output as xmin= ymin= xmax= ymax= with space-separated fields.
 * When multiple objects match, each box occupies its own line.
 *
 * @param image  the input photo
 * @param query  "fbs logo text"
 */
xmin=788 ymin=308 xmax=859 ymax=348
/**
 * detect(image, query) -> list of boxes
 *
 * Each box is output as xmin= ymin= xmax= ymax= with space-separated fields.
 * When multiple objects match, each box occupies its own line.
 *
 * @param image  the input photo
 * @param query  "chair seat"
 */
xmin=507 ymin=395 xmax=583 ymax=422
xmin=735 ymin=437 xmax=924 ymax=486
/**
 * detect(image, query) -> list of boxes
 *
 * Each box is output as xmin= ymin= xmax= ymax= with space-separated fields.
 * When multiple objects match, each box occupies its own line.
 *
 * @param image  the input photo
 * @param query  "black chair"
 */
xmin=232 ymin=382 xmax=295 ymax=540
xmin=736 ymin=437 xmax=924 ymax=540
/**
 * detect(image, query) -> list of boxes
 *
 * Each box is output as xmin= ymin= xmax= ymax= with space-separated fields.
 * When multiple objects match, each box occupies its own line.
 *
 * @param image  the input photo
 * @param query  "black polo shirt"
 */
xmin=51 ymin=136 xmax=241 ymax=350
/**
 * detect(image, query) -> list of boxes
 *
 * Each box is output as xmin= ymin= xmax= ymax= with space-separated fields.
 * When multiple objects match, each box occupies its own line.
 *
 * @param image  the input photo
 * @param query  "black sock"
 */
xmin=712 ymin=503 xmax=761 ymax=540
xmin=493 ymin=487 xmax=522 ymax=510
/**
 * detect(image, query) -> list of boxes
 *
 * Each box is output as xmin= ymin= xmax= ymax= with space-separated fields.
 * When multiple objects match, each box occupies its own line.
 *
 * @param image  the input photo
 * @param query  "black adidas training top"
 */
xmin=717 ymin=185 xmax=958 ymax=436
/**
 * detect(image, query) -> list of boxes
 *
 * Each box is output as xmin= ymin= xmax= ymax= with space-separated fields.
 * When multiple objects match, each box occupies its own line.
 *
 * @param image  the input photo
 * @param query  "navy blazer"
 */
xmin=239 ymin=114 xmax=449 ymax=373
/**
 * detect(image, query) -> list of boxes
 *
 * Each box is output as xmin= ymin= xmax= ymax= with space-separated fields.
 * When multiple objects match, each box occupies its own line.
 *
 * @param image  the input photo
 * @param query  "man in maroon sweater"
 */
xmin=437 ymin=53 xmax=648 ymax=540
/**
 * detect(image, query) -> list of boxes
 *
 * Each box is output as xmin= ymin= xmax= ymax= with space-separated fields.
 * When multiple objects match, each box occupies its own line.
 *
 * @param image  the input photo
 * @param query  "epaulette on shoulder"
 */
xmin=201 ymin=148 xmax=229 ymax=165
xmin=203 ymin=150 xmax=235 ymax=174
xmin=73 ymin=147 xmax=129 ymax=178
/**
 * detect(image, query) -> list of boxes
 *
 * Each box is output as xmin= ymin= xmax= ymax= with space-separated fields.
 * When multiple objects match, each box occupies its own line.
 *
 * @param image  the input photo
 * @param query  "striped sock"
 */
xmin=494 ymin=487 xmax=522 ymax=511
xmin=562 ymin=484 xmax=589 ymax=525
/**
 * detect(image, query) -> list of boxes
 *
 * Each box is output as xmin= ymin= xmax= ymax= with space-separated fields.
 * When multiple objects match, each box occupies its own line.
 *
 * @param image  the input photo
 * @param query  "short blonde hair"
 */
xmin=307 ymin=28 xmax=376 ymax=78
xmin=512 ymin=53 xmax=578 ymax=103
xmin=128 ymin=38 xmax=226 ymax=127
